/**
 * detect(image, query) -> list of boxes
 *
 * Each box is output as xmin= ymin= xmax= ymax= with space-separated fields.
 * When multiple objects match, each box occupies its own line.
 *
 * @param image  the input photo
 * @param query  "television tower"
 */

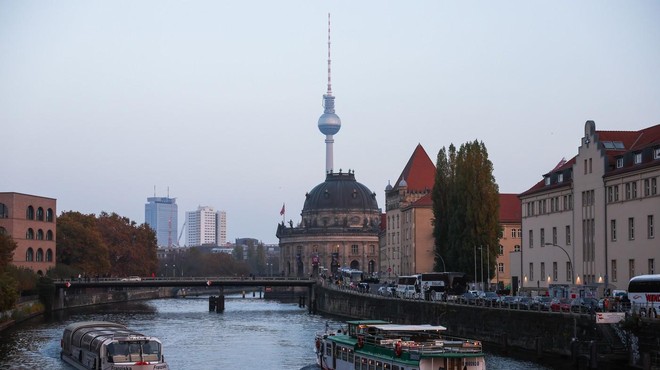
xmin=317 ymin=13 xmax=341 ymax=174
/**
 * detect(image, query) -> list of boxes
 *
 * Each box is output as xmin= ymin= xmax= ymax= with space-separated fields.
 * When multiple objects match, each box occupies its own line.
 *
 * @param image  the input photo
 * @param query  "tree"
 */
xmin=432 ymin=140 xmax=500 ymax=284
xmin=0 ymin=233 xmax=18 ymax=269
xmin=57 ymin=211 xmax=110 ymax=275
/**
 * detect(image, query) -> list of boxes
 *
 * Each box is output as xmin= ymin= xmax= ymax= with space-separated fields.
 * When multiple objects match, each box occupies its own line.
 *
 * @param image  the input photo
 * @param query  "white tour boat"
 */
xmin=61 ymin=321 xmax=169 ymax=370
xmin=315 ymin=320 xmax=485 ymax=370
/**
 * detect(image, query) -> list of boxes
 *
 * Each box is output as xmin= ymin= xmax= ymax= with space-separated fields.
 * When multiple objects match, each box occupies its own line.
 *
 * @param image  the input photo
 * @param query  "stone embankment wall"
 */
xmin=314 ymin=285 xmax=595 ymax=357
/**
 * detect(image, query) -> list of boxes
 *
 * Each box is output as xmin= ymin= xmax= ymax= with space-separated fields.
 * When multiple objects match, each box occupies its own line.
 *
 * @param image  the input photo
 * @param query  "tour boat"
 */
xmin=315 ymin=320 xmax=485 ymax=370
xmin=61 ymin=321 xmax=169 ymax=370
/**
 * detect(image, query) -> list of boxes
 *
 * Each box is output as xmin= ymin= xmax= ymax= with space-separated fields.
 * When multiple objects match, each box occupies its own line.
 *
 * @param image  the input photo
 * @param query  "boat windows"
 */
xmin=354 ymin=356 xmax=360 ymax=370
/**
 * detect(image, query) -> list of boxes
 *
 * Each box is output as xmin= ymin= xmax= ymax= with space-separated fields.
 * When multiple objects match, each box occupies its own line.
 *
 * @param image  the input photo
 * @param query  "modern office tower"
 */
xmin=145 ymin=196 xmax=178 ymax=247
xmin=186 ymin=206 xmax=226 ymax=247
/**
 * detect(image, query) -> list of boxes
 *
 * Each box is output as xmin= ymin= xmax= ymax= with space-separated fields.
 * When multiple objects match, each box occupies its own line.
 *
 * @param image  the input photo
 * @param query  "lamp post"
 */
xmin=545 ymin=243 xmax=573 ymax=284
xmin=437 ymin=254 xmax=446 ymax=272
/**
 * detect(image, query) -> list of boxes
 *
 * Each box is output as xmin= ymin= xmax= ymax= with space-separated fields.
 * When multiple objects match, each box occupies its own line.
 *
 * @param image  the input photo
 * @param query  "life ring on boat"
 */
xmin=395 ymin=341 xmax=402 ymax=357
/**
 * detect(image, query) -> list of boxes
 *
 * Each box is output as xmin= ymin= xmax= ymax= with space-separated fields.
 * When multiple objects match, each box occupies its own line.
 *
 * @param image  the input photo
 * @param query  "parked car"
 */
xmin=378 ymin=284 xmax=396 ymax=296
xmin=530 ymin=296 xmax=552 ymax=311
xmin=459 ymin=292 xmax=478 ymax=305
xmin=515 ymin=297 xmax=534 ymax=310
xmin=550 ymin=298 xmax=572 ymax=312
xmin=498 ymin=296 xmax=517 ymax=308
xmin=477 ymin=292 xmax=500 ymax=306
xmin=571 ymin=297 xmax=598 ymax=313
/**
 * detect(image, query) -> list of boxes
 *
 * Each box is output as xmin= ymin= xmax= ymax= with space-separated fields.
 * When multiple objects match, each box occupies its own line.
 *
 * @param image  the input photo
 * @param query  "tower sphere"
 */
xmin=318 ymin=112 xmax=341 ymax=135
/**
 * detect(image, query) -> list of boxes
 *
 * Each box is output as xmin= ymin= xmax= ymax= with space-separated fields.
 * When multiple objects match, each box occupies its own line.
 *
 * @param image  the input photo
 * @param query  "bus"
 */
xmin=338 ymin=268 xmax=363 ymax=286
xmin=628 ymin=274 xmax=660 ymax=318
xmin=415 ymin=273 xmax=446 ymax=300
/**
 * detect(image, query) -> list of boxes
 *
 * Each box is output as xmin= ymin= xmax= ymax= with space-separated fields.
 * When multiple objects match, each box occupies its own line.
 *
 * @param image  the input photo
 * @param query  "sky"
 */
xmin=2 ymin=1 xmax=659 ymax=245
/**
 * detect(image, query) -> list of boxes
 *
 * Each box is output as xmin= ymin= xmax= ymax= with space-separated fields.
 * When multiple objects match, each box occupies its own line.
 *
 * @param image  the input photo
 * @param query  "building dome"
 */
xmin=318 ymin=112 xmax=341 ymax=135
xmin=303 ymin=171 xmax=378 ymax=212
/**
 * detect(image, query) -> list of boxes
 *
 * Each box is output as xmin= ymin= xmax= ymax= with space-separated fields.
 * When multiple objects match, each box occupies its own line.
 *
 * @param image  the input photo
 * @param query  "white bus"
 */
xmin=396 ymin=276 xmax=418 ymax=299
xmin=628 ymin=274 xmax=660 ymax=318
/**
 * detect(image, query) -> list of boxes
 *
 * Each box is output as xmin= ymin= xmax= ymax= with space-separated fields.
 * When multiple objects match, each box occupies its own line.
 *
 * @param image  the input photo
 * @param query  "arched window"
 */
xmin=46 ymin=230 xmax=54 ymax=240
xmin=46 ymin=208 xmax=54 ymax=222
xmin=26 ymin=206 xmax=35 ymax=220
xmin=37 ymin=207 xmax=44 ymax=221
xmin=46 ymin=249 xmax=53 ymax=262
xmin=0 ymin=203 xmax=7 ymax=218
xmin=37 ymin=229 xmax=44 ymax=240
xmin=26 ymin=248 xmax=34 ymax=262
xmin=26 ymin=228 xmax=35 ymax=239
xmin=36 ymin=248 xmax=44 ymax=262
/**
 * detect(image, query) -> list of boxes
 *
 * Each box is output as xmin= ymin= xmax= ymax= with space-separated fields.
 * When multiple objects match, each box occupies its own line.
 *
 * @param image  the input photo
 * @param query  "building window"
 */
xmin=611 ymin=220 xmax=617 ymax=241
xmin=517 ymin=229 xmax=522 ymax=238
xmin=46 ymin=230 xmax=53 ymax=240
xmin=26 ymin=228 xmax=34 ymax=240
xmin=558 ymin=173 xmax=564 ymax=183
xmin=625 ymin=183 xmax=631 ymax=200
xmin=0 ymin=203 xmax=7 ymax=218
xmin=650 ymin=259 xmax=656 ymax=275
xmin=566 ymin=225 xmax=571 ymax=245
xmin=628 ymin=217 xmax=635 ymax=240
xmin=545 ymin=176 xmax=551 ymax=186
xmin=653 ymin=178 xmax=658 ymax=195
xmin=46 ymin=208 xmax=54 ymax=222
xmin=26 ymin=248 xmax=34 ymax=261
xmin=584 ymin=159 xmax=587 ymax=175
xmin=36 ymin=248 xmax=43 ymax=262
xmin=553 ymin=262 xmax=558 ymax=281
xmin=655 ymin=148 xmax=660 ymax=159
xmin=632 ymin=182 xmax=638 ymax=199
xmin=566 ymin=261 xmax=572 ymax=282
xmin=614 ymin=185 xmax=619 ymax=201
xmin=540 ymin=228 xmax=545 ymax=246
xmin=529 ymin=230 xmax=534 ymax=248
xmin=26 ymin=206 xmax=34 ymax=220
xmin=46 ymin=249 xmax=53 ymax=262
xmin=616 ymin=157 xmax=623 ymax=168
xmin=37 ymin=207 xmax=44 ymax=221
xmin=608 ymin=186 xmax=614 ymax=203
xmin=351 ymin=245 xmax=358 ymax=255
xmin=629 ymin=259 xmax=635 ymax=280
xmin=540 ymin=262 xmax=545 ymax=281
xmin=634 ymin=152 xmax=642 ymax=164
xmin=552 ymin=227 xmax=557 ymax=245
xmin=589 ymin=158 xmax=592 ymax=173
xmin=498 ymin=245 xmax=504 ymax=255
xmin=37 ymin=229 xmax=44 ymax=240
xmin=498 ymin=263 xmax=504 ymax=273
xmin=644 ymin=179 xmax=651 ymax=196
xmin=514 ymin=245 xmax=520 ymax=252
xmin=529 ymin=263 xmax=534 ymax=281
xmin=511 ymin=229 xmax=516 ymax=238
xmin=611 ymin=260 xmax=617 ymax=282
xmin=649 ymin=215 xmax=655 ymax=239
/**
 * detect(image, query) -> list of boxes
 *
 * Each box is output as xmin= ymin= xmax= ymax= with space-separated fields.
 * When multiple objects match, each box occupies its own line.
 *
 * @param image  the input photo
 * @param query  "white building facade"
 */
xmin=519 ymin=121 xmax=659 ymax=297
xmin=186 ymin=206 xmax=227 ymax=247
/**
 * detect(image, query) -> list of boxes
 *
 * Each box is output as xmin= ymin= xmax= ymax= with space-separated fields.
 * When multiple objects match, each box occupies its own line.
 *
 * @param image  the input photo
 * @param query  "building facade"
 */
xmin=186 ymin=206 xmax=226 ymax=247
xmin=494 ymin=194 xmax=522 ymax=292
xmin=145 ymin=196 xmax=178 ymax=247
xmin=519 ymin=121 xmax=659 ymax=296
xmin=0 ymin=192 xmax=57 ymax=274
xmin=383 ymin=144 xmax=436 ymax=277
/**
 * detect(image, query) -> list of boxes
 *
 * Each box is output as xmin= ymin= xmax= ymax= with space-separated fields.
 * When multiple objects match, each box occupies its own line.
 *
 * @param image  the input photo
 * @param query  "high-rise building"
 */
xmin=145 ymin=196 xmax=178 ymax=247
xmin=186 ymin=206 xmax=226 ymax=247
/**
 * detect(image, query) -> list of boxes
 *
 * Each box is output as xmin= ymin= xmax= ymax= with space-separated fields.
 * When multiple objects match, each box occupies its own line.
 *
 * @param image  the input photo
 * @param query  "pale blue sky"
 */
xmin=2 ymin=1 xmax=659 ymax=244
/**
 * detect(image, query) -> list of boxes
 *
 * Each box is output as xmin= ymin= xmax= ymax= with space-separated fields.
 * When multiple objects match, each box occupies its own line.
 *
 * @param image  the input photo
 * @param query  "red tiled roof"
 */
xmin=393 ymin=144 xmax=436 ymax=192
xmin=412 ymin=193 xmax=433 ymax=207
xmin=499 ymin=193 xmax=521 ymax=223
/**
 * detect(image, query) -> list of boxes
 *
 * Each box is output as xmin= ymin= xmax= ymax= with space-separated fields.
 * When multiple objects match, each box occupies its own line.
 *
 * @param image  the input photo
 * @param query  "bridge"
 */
xmin=53 ymin=276 xmax=317 ymax=289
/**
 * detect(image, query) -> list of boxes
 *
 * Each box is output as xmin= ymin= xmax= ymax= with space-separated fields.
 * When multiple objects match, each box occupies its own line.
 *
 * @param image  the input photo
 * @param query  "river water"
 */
xmin=0 ymin=295 xmax=557 ymax=369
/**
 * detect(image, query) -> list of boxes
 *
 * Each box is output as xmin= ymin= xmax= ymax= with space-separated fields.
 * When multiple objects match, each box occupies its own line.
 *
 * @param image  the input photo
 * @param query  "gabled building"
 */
xmin=519 ymin=121 xmax=659 ymax=297
xmin=383 ymin=144 xmax=436 ymax=276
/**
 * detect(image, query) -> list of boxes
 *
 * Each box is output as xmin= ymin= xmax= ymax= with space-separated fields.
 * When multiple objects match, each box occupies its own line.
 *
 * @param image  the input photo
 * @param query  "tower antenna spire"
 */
xmin=327 ymin=12 xmax=332 ymax=95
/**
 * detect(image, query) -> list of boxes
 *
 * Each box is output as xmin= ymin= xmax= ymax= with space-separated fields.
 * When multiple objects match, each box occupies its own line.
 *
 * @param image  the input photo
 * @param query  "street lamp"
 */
xmin=545 ymin=243 xmax=573 ymax=284
xmin=172 ymin=264 xmax=176 ymax=278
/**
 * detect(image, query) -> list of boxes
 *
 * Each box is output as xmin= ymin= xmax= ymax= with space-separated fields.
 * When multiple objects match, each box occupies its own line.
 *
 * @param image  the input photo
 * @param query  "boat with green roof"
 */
xmin=315 ymin=320 xmax=485 ymax=370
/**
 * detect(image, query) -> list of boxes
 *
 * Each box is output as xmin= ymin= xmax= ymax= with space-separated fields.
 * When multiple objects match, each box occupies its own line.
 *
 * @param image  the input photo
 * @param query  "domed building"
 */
xmin=277 ymin=170 xmax=381 ymax=277
xmin=276 ymin=16 xmax=380 ymax=277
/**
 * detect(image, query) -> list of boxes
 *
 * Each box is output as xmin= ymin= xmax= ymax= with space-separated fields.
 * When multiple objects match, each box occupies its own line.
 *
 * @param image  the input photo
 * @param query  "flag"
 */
xmin=280 ymin=203 xmax=285 ymax=216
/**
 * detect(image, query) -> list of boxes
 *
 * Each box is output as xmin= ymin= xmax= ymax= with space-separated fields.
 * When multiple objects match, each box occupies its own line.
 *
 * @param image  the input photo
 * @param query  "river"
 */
xmin=0 ymin=295 xmax=558 ymax=369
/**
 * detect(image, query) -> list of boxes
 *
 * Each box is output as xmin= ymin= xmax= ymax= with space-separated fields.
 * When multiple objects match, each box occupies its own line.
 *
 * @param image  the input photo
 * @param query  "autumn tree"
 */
xmin=432 ymin=140 xmax=500 ymax=284
xmin=57 ymin=211 xmax=110 ymax=275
